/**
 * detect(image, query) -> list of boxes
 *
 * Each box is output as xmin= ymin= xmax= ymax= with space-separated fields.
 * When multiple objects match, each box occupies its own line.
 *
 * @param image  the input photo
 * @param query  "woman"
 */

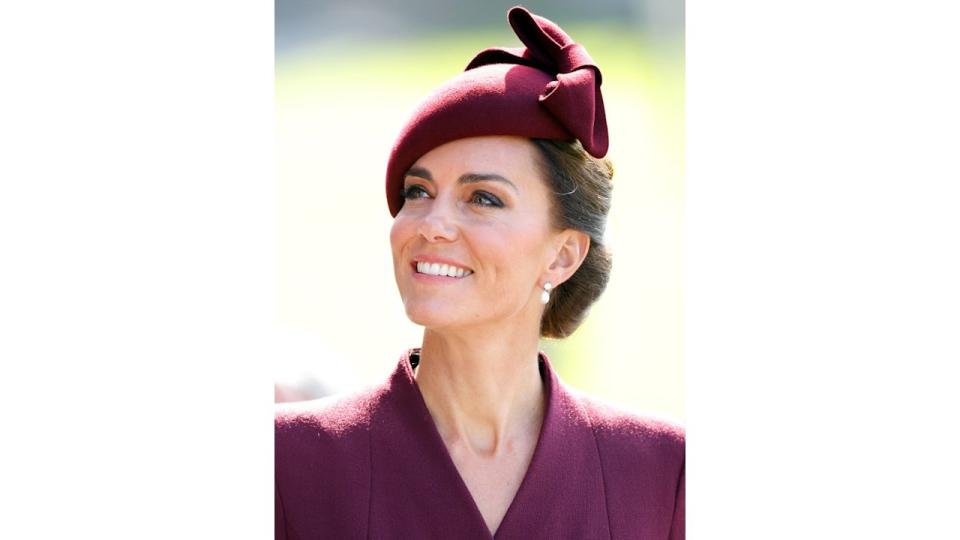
xmin=275 ymin=7 xmax=684 ymax=539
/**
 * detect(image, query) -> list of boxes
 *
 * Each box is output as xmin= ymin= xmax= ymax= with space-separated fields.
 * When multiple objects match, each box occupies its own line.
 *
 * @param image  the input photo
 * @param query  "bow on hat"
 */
xmin=465 ymin=6 xmax=609 ymax=158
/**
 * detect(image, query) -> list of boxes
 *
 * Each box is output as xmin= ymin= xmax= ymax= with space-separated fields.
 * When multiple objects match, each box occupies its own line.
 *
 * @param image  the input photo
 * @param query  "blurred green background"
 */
xmin=275 ymin=0 xmax=684 ymax=423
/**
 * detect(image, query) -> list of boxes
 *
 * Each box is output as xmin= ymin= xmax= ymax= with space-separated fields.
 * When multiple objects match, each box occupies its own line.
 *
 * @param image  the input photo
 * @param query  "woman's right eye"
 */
xmin=402 ymin=185 xmax=430 ymax=200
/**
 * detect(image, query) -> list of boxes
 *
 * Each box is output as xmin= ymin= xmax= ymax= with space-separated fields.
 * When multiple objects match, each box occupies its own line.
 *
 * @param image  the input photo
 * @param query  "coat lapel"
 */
xmin=368 ymin=349 xmax=611 ymax=540
xmin=368 ymin=350 xmax=492 ymax=539
xmin=493 ymin=352 xmax=611 ymax=539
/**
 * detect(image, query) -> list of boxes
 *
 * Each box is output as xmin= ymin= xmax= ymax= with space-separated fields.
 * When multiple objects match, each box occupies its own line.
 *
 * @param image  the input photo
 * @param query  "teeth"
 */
xmin=416 ymin=261 xmax=473 ymax=277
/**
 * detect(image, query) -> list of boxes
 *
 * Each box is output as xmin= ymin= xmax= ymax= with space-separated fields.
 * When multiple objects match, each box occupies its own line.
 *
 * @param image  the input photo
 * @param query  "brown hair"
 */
xmin=531 ymin=138 xmax=614 ymax=338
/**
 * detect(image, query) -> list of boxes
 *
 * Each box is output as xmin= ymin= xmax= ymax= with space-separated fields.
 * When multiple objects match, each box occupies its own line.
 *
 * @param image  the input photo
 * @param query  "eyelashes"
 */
xmin=402 ymin=185 xmax=430 ymax=200
xmin=468 ymin=190 xmax=504 ymax=208
xmin=402 ymin=184 xmax=504 ymax=208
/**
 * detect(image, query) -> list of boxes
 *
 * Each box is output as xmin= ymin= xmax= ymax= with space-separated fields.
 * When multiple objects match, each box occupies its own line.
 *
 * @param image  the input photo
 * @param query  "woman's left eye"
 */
xmin=470 ymin=191 xmax=503 ymax=208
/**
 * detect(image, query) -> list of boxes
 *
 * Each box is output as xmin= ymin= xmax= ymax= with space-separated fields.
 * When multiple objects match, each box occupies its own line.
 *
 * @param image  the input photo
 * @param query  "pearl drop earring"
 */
xmin=540 ymin=282 xmax=553 ymax=305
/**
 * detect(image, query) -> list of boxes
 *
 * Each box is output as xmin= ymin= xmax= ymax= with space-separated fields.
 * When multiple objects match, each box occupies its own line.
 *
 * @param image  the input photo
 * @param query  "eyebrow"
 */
xmin=405 ymin=166 xmax=519 ymax=193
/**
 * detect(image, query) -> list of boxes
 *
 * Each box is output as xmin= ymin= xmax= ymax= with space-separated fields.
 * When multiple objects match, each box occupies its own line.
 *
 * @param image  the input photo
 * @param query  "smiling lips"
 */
xmin=414 ymin=261 xmax=473 ymax=278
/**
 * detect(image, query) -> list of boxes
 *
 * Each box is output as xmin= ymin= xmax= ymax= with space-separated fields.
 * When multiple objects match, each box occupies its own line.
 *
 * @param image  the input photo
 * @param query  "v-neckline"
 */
xmin=401 ymin=348 xmax=553 ymax=539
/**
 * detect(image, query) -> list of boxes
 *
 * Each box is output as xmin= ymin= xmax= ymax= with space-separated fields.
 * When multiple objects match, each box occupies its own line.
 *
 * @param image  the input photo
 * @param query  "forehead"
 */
xmin=411 ymin=135 xmax=542 ymax=182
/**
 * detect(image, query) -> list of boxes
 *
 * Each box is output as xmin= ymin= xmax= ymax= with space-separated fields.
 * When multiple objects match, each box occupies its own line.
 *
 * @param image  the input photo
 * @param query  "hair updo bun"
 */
xmin=533 ymin=138 xmax=614 ymax=339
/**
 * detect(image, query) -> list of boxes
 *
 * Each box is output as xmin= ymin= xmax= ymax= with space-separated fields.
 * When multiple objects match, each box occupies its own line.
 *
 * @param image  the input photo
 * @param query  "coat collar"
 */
xmin=368 ymin=348 xmax=611 ymax=539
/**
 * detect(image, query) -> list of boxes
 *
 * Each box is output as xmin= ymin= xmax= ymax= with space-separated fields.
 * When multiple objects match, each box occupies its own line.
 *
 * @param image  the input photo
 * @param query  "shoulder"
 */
xmin=275 ymin=384 xmax=388 ymax=536
xmin=568 ymin=387 xmax=685 ymax=468
xmin=562 ymin=388 xmax=684 ymax=536
xmin=276 ymin=384 xmax=382 ymax=435
xmin=275 ymin=383 xmax=387 ymax=461
xmin=564 ymin=387 xmax=684 ymax=531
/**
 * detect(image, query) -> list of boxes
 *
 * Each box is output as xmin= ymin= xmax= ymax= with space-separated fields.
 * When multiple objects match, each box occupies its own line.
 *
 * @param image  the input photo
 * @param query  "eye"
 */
xmin=470 ymin=190 xmax=503 ymax=208
xmin=402 ymin=184 xmax=430 ymax=200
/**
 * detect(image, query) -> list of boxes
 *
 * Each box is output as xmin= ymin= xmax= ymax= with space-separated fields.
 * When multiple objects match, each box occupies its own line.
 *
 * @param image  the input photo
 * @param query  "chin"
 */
xmin=403 ymin=302 xmax=470 ymax=331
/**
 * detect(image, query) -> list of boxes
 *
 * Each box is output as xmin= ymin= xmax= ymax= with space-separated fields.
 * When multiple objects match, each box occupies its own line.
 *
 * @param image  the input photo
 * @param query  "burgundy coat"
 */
xmin=275 ymin=349 xmax=684 ymax=539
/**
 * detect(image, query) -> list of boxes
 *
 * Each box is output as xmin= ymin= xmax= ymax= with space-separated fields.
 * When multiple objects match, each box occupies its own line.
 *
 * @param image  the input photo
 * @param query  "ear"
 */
xmin=547 ymin=229 xmax=591 ymax=285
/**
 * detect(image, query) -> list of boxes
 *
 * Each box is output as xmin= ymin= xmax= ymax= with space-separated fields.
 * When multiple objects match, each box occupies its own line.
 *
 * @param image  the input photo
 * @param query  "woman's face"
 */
xmin=390 ymin=135 xmax=563 ymax=334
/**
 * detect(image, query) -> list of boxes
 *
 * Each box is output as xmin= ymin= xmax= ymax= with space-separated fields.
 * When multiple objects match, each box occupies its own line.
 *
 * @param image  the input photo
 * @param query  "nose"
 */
xmin=416 ymin=204 xmax=459 ymax=243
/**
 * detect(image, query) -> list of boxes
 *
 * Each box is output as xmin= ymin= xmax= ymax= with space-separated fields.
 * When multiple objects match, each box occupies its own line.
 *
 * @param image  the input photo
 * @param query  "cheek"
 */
xmin=389 ymin=220 xmax=411 ymax=280
xmin=389 ymin=217 xmax=413 ymax=257
xmin=479 ymin=226 xmax=548 ymax=279
xmin=502 ymin=218 xmax=552 ymax=255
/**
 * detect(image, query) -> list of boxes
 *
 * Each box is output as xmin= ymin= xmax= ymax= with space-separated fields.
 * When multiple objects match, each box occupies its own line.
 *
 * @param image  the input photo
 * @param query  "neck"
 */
xmin=414 ymin=326 xmax=546 ymax=458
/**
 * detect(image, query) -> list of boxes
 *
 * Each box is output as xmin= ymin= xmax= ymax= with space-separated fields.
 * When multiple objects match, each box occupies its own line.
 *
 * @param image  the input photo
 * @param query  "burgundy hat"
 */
xmin=385 ymin=6 xmax=609 ymax=216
